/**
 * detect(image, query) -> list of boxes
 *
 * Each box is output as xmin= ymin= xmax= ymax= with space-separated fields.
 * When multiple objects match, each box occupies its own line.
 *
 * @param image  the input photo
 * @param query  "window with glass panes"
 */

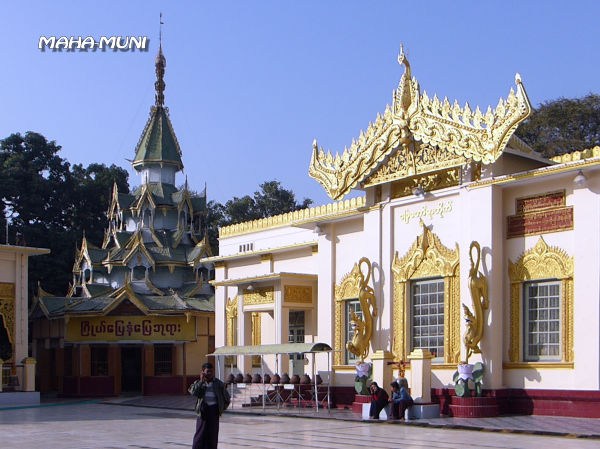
xmin=288 ymin=311 xmax=305 ymax=361
xmin=411 ymin=278 xmax=444 ymax=359
xmin=524 ymin=281 xmax=561 ymax=361
xmin=345 ymin=299 xmax=363 ymax=364
xmin=154 ymin=344 xmax=173 ymax=376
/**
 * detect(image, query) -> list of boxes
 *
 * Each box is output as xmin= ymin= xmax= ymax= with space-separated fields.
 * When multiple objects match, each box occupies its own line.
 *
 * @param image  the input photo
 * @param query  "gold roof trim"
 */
xmin=551 ymin=146 xmax=600 ymax=164
xmin=218 ymin=196 xmax=365 ymax=238
xmin=309 ymin=47 xmax=533 ymax=200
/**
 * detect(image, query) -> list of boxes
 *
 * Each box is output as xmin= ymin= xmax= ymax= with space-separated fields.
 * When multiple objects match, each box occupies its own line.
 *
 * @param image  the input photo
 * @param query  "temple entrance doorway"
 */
xmin=288 ymin=311 xmax=305 ymax=376
xmin=121 ymin=346 xmax=142 ymax=392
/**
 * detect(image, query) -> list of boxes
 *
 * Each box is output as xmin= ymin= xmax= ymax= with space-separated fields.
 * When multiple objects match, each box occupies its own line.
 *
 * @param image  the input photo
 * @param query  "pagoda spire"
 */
xmin=132 ymin=14 xmax=183 ymax=175
xmin=154 ymin=13 xmax=166 ymax=107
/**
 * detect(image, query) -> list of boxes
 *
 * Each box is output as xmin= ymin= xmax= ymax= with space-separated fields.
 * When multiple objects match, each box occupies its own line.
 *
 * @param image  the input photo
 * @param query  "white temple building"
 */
xmin=207 ymin=50 xmax=600 ymax=417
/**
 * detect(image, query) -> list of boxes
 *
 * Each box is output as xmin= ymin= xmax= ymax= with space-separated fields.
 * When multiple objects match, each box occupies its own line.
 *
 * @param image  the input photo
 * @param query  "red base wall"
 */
xmin=60 ymin=376 xmax=115 ymax=397
xmin=432 ymin=388 xmax=600 ymax=418
xmin=144 ymin=376 xmax=186 ymax=395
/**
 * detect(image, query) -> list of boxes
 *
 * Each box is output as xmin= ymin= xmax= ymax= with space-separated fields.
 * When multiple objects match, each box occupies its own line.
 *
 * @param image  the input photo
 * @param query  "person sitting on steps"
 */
xmin=368 ymin=381 xmax=389 ymax=420
xmin=389 ymin=379 xmax=413 ymax=420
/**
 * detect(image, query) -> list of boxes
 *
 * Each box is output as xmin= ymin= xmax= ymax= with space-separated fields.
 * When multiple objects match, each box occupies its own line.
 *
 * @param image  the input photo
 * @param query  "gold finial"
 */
xmin=397 ymin=43 xmax=405 ymax=65
xmin=155 ymin=13 xmax=166 ymax=107
xmin=397 ymin=43 xmax=410 ymax=74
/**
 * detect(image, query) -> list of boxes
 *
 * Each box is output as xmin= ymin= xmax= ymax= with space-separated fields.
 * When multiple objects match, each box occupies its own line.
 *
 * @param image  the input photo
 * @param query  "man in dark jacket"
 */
xmin=188 ymin=362 xmax=231 ymax=449
xmin=368 ymin=381 xmax=389 ymax=419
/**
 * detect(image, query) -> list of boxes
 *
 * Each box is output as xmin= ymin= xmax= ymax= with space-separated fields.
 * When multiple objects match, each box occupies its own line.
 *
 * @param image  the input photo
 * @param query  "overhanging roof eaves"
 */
xmin=211 ymin=272 xmax=317 ymax=287
xmin=209 ymin=342 xmax=332 ymax=356
xmin=202 ymin=241 xmax=317 ymax=264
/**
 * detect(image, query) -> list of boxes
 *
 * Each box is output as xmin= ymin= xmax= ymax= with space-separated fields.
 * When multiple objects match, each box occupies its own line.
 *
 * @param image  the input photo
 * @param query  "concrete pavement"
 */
xmin=1 ymin=400 xmax=600 ymax=449
xmin=102 ymin=394 xmax=600 ymax=440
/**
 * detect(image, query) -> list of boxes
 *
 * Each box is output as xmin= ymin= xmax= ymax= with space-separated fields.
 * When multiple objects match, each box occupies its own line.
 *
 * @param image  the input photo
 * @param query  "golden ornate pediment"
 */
xmin=335 ymin=263 xmax=363 ymax=300
xmin=392 ymin=221 xmax=459 ymax=282
xmin=309 ymin=46 xmax=532 ymax=200
xmin=509 ymin=236 xmax=573 ymax=281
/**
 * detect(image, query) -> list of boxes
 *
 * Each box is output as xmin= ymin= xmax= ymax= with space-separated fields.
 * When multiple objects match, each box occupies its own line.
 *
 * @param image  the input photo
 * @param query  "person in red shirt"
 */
xmin=368 ymin=381 xmax=389 ymax=419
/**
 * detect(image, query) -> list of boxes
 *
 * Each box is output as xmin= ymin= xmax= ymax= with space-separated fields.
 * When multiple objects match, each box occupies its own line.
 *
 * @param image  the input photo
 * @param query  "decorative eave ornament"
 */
xmin=309 ymin=46 xmax=533 ymax=200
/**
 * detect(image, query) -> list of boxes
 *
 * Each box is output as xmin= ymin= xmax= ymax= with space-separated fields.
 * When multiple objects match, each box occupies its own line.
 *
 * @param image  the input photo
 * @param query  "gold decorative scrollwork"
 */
xmin=333 ymin=261 xmax=366 ymax=366
xmin=0 ymin=282 xmax=16 ymax=363
xmin=346 ymin=258 xmax=377 ymax=362
xmin=462 ymin=242 xmax=489 ymax=363
xmin=391 ymin=168 xmax=460 ymax=199
xmin=391 ymin=221 xmax=460 ymax=363
xmin=364 ymin=142 xmax=465 ymax=188
xmin=225 ymin=295 xmax=238 ymax=347
xmin=284 ymin=285 xmax=313 ymax=304
xmin=508 ymin=237 xmax=574 ymax=363
xmin=242 ymin=287 xmax=274 ymax=306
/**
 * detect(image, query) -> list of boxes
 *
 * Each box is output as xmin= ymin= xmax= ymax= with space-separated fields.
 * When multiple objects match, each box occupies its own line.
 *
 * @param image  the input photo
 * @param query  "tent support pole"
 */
xmin=312 ymin=353 xmax=318 ymax=413
xmin=261 ymin=355 xmax=265 ymax=412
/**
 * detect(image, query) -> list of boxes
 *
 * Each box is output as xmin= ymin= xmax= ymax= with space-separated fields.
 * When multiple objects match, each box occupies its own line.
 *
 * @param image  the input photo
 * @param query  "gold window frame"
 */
xmin=0 ymin=282 xmax=15 ymax=364
xmin=333 ymin=263 xmax=363 ymax=366
xmin=391 ymin=222 xmax=461 ymax=364
xmin=508 ymin=236 xmax=574 ymax=364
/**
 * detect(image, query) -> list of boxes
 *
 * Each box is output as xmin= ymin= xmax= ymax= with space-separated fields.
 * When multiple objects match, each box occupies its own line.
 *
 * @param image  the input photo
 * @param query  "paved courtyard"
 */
xmin=1 ymin=401 xmax=600 ymax=449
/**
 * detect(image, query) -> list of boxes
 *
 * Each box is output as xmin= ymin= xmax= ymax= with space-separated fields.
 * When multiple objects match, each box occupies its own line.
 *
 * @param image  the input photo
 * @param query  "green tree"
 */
xmin=0 ymin=132 xmax=129 ymax=296
xmin=205 ymin=180 xmax=312 ymax=254
xmin=516 ymin=94 xmax=600 ymax=158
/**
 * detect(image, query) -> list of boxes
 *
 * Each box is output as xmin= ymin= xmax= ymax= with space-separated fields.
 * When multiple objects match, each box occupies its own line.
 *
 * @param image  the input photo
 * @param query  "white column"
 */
xmin=407 ymin=349 xmax=434 ymax=403
xmin=571 ymin=179 xmax=600 ymax=388
xmin=316 ymin=224 xmax=335 ymax=374
xmin=275 ymin=287 xmax=289 ymax=374
xmin=459 ymin=185 xmax=503 ymax=388
xmin=214 ymin=265 xmax=228 ymax=377
xmin=369 ymin=350 xmax=394 ymax=391
xmin=23 ymin=358 xmax=36 ymax=392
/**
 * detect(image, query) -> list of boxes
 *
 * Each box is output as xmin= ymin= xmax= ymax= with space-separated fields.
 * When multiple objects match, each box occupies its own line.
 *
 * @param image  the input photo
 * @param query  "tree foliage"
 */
xmin=205 ymin=180 xmax=312 ymax=254
xmin=0 ymin=132 xmax=129 ymax=296
xmin=516 ymin=94 xmax=600 ymax=158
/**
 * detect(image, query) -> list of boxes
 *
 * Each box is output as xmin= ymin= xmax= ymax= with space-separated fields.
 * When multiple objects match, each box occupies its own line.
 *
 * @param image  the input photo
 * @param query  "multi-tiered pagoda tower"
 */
xmin=31 ymin=44 xmax=215 ymax=396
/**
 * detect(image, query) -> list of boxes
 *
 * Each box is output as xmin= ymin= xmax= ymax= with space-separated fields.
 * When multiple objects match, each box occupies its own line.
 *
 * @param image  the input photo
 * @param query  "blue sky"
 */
xmin=1 ymin=1 xmax=599 ymax=206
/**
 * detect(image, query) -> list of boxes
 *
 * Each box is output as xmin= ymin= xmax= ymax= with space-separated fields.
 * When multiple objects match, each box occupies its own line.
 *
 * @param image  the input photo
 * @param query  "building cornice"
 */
xmin=218 ymin=197 xmax=365 ymax=238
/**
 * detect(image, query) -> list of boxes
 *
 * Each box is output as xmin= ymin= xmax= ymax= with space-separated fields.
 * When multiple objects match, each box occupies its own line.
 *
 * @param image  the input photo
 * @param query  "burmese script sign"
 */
xmin=66 ymin=316 xmax=196 ymax=342
xmin=507 ymin=191 xmax=573 ymax=238
xmin=398 ymin=200 xmax=454 ymax=224
xmin=516 ymin=190 xmax=565 ymax=214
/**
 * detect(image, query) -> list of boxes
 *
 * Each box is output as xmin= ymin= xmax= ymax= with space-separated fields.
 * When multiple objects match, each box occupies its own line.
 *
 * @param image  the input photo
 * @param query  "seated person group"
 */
xmin=369 ymin=379 xmax=414 ymax=420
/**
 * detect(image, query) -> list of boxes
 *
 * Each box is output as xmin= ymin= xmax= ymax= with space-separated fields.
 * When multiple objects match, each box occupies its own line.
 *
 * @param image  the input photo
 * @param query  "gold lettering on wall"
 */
xmin=398 ymin=200 xmax=454 ymax=224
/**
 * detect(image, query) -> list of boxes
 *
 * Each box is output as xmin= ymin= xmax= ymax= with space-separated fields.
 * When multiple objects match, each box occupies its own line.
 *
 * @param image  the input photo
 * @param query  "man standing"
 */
xmin=188 ymin=362 xmax=231 ymax=449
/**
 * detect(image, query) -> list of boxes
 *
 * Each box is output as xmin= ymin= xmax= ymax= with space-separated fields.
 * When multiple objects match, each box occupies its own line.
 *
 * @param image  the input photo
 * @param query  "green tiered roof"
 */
xmin=132 ymin=106 xmax=183 ymax=171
